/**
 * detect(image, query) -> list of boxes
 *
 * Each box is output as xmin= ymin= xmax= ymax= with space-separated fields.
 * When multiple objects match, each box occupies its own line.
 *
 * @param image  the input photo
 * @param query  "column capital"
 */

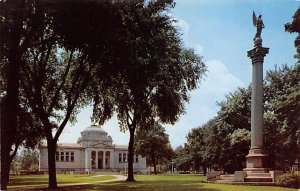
xmin=247 ymin=46 xmax=269 ymax=64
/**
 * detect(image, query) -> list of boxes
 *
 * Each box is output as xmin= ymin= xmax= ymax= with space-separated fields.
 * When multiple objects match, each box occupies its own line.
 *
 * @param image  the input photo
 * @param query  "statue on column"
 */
xmin=252 ymin=11 xmax=265 ymax=40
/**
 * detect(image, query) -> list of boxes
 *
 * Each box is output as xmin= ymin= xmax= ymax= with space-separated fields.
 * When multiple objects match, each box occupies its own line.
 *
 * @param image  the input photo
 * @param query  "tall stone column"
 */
xmin=244 ymin=37 xmax=269 ymax=173
xmin=95 ymin=151 xmax=98 ymax=170
xmin=110 ymin=151 xmax=114 ymax=169
xmin=85 ymin=149 xmax=90 ymax=172
xmin=103 ymin=150 xmax=106 ymax=170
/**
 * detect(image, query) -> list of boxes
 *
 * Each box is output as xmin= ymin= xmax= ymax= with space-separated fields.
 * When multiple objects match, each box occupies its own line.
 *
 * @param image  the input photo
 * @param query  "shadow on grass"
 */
xmin=9 ymin=175 xmax=116 ymax=189
xmin=28 ymin=180 xmax=221 ymax=191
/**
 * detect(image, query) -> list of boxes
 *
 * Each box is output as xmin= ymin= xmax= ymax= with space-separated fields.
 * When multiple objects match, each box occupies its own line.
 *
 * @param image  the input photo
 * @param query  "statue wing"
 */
xmin=252 ymin=11 xmax=257 ymax=27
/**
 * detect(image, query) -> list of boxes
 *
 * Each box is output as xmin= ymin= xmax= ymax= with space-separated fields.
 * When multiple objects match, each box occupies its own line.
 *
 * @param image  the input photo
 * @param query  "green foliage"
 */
xmin=20 ymin=149 xmax=39 ymax=171
xmin=275 ymin=172 xmax=300 ymax=188
xmin=285 ymin=7 xmax=300 ymax=61
xmin=265 ymin=64 xmax=300 ymax=170
xmin=173 ymin=145 xmax=193 ymax=172
xmin=135 ymin=122 xmax=173 ymax=174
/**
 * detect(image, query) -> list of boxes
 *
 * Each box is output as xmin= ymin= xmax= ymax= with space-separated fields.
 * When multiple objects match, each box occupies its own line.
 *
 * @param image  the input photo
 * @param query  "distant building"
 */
xmin=39 ymin=125 xmax=147 ymax=173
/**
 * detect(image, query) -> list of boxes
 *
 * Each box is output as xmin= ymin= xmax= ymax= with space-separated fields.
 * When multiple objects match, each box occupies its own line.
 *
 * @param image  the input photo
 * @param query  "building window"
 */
xmin=60 ymin=152 xmax=64 ymax=161
xmin=66 ymin=152 xmax=70 ymax=162
xmin=56 ymin=152 xmax=59 ymax=161
xmin=119 ymin=153 xmax=122 ymax=163
xmin=123 ymin=153 xmax=127 ymax=162
xmin=135 ymin=155 xmax=139 ymax=163
xmin=71 ymin=152 xmax=74 ymax=162
xmin=56 ymin=151 xmax=75 ymax=162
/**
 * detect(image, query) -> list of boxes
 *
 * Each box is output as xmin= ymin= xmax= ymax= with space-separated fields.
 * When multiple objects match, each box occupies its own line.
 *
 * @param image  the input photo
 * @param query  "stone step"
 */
xmin=246 ymin=173 xmax=272 ymax=177
xmin=219 ymin=175 xmax=235 ymax=181
xmin=244 ymin=176 xmax=273 ymax=182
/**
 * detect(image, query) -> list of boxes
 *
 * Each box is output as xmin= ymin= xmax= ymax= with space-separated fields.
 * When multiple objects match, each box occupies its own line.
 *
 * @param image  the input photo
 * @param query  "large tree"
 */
xmin=1 ymin=0 xmax=130 ymax=188
xmin=135 ymin=122 xmax=173 ymax=174
xmin=91 ymin=0 xmax=206 ymax=181
xmin=0 ymin=1 xmax=46 ymax=189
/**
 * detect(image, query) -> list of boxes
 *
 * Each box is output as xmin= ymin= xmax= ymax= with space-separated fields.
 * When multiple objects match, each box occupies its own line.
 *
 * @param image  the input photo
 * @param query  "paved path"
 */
xmin=90 ymin=174 xmax=127 ymax=183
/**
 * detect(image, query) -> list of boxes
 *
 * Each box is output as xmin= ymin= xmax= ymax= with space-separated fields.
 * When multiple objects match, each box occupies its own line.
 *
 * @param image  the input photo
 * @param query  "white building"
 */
xmin=39 ymin=125 xmax=147 ymax=173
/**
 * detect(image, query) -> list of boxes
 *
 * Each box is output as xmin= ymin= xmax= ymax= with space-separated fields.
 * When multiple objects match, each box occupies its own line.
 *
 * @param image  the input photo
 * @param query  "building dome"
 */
xmin=81 ymin=124 xmax=108 ymax=134
xmin=78 ymin=124 xmax=113 ymax=147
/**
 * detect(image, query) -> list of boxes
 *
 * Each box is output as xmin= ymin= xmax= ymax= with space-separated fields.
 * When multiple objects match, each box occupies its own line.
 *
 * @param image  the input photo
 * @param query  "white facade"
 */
xmin=39 ymin=125 xmax=147 ymax=173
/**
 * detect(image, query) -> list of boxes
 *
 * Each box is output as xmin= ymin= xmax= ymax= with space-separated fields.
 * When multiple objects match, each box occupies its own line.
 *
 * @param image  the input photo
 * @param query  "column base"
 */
xmin=244 ymin=148 xmax=269 ymax=170
xmin=244 ymin=148 xmax=269 ymax=172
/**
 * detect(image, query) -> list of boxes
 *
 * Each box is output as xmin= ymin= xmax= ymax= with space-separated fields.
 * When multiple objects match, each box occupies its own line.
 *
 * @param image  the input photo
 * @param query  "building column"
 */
xmin=110 ymin=151 xmax=114 ymax=169
xmin=95 ymin=150 xmax=99 ymax=170
xmin=85 ymin=149 xmax=91 ymax=172
xmin=102 ymin=150 xmax=106 ymax=170
xmin=244 ymin=37 xmax=269 ymax=173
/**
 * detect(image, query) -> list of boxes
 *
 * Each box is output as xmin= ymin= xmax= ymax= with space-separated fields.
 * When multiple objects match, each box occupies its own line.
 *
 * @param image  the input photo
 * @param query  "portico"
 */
xmin=90 ymin=150 xmax=113 ymax=170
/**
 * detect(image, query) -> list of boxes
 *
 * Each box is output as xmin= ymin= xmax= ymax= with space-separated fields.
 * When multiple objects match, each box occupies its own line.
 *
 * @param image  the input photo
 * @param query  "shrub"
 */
xmin=275 ymin=172 xmax=300 ymax=188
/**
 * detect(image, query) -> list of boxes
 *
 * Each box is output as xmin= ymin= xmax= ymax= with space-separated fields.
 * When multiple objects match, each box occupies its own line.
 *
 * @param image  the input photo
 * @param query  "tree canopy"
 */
xmin=285 ymin=7 xmax=300 ymax=61
xmin=135 ymin=122 xmax=174 ymax=174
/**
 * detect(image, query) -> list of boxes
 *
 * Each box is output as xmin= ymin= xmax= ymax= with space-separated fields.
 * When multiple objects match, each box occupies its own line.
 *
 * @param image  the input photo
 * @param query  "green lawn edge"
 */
xmin=8 ymin=174 xmax=299 ymax=191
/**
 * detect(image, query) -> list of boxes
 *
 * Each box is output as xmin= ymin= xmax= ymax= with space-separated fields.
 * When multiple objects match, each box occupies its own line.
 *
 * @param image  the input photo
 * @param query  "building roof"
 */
xmin=57 ymin=143 xmax=81 ymax=149
xmin=114 ymin=144 xmax=128 ymax=150
xmin=39 ymin=142 xmax=82 ymax=149
xmin=81 ymin=124 xmax=108 ymax=134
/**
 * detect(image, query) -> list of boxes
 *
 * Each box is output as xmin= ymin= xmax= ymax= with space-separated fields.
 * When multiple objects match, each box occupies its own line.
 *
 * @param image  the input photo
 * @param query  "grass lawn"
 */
xmin=8 ymin=174 xmax=298 ymax=191
xmin=8 ymin=174 xmax=116 ymax=189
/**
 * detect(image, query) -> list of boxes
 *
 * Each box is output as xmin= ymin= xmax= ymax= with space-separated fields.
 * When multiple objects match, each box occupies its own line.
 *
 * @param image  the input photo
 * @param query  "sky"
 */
xmin=59 ymin=0 xmax=299 ymax=149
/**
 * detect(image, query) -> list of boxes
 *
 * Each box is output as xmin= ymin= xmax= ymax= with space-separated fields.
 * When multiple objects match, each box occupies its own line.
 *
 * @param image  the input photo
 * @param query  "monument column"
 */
xmin=244 ymin=37 xmax=269 ymax=173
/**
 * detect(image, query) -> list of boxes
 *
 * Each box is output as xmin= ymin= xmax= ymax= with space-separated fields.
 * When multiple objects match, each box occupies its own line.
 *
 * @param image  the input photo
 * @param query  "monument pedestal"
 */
xmin=244 ymin=148 xmax=269 ymax=173
xmin=243 ymin=148 xmax=272 ymax=182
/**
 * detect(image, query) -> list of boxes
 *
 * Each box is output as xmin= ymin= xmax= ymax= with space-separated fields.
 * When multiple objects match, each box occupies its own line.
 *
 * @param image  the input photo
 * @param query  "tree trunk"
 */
xmin=47 ymin=138 xmax=58 ymax=189
xmin=203 ymin=165 xmax=207 ymax=176
xmin=152 ymin=155 xmax=157 ymax=175
xmin=1 ymin=16 xmax=22 ymax=189
xmin=126 ymin=127 xmax=135 ymax=181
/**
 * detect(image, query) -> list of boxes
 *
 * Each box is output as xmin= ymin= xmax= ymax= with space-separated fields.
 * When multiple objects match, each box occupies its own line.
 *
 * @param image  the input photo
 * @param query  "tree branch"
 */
xmin=47 ymin=49 xmax=74 ymax=114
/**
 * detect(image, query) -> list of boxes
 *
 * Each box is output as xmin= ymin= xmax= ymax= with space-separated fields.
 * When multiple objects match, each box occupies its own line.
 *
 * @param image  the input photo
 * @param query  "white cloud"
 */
xmin=195 ymin=43 xmax=204 ymax=55
xmin=174 ymin=18 xmax=190 ymax=41
xmin=200 ymin=59 xmax=244 ymax=95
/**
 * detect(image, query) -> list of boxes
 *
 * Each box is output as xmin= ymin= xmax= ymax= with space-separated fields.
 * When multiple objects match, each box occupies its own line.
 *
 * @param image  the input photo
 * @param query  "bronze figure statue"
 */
xmin=252 ymin=11 xmax=265 ymax=40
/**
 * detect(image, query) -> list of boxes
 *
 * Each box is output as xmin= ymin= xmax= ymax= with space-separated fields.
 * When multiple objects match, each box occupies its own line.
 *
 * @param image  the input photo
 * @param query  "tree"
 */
xmin=0 ymin=1 xmax=45 ymax=188
xmin=185 ymin=123 xmax=213 ymax=175
xmin=285 ymin=7 xmax=300 ymax=61
xmin=265 ymin=64 xmax=300 ymax=170
xmin=183 ymin=87 xmax=252 ymax=174
xmin=20 ymin=149 xmax=39 ymax=171
xmin=88 ymin=0 xmax=206 ymax=181
xmin=173 ymin=145 xmax=191 ymax=172
xmin=135 ymin=122 xmax=173 ymax=174
xmin=0 ymin=1 xmax=25 ymax=188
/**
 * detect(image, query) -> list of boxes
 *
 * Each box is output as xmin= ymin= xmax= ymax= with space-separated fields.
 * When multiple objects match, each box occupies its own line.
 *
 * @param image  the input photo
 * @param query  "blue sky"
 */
xmin=59 ymin=0 xmax=299 ymax=148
